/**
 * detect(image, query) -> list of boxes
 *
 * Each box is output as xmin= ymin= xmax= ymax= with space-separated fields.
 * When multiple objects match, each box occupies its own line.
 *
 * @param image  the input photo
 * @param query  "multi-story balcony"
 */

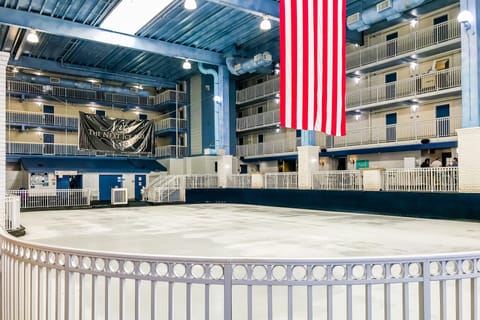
xmin=346 ymin=67 xmax=461 ymax=110
xmin=7 ymin=80 xmax=187 ymax=108
xmin=347 ymin=19 xmax=460 ymax=74
xmin=327 ymin=117 xmax=460 ymax=149
xmin=237 ymin=138 xmax=300 ymax=158
xmin=7 ymin=111 xmax=78 ymax=130
xmin=7 ymin=142 xmax=187 ymax=159
xmin=236 ymin=77 xmax=279 ymax=105
xmin=236 ymin=109 xmax=280 ymax=132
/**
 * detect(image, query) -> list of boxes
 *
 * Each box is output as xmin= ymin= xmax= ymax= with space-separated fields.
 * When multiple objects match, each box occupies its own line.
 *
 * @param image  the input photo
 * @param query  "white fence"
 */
xmin=312 ymin=170 xmax=363 ymax=190
xmin=7 ymin=189 xmax=91 ymax=209
xmin=3 ymin=195 xmax=20 ymax=232
xmin=2 ymin=231 xmax=480 ymax=319
xmin=264 ymin=172 xmax=298 ymax=189
xmin=383 ymin=167 xmax=458 ymax=192
xmin=227 ymin=174 xmax=252 ymax=188
xmin=146 ymin=175 xmax=186 ymax=203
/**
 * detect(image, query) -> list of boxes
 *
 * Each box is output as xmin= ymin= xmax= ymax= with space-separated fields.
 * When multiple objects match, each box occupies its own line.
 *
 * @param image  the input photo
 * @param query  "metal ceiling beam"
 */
xmin=0 ymin=7 xmax=224 ymax=65
xmin=205 ymin=0 xmax=280 ymax=20
xmin=206 ymin=0 xmax=363 ymax=44
xmin=9 ymin=56 xmax=177 ymax=88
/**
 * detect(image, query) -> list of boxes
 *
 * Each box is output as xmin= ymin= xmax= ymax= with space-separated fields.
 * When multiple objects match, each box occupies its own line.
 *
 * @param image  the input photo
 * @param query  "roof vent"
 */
xmin=50 ymin=77 xmax=60 ymax=84
xmin=376 ymin=0 xmax=392 ymax=13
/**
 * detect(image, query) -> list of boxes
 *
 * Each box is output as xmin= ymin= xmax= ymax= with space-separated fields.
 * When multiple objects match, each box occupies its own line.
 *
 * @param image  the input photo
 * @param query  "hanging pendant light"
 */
xmin=184 ymin=0 xmax=197 ymax=10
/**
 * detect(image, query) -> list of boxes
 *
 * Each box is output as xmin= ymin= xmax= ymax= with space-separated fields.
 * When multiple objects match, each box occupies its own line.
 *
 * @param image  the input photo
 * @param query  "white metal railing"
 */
xmin=3 ymin=231 xmax=480 ymax=319
xmin=111 ymin=188 xmax=128 ymax=205
xmin=347 ymin=19 xmax=461 ymax=70
xmin=7 ymin=142 xmax=155 ymax=158
xmin=236 ymin=77 xmax=280 ymax=104
xmin=7 ymin=189 xmax=91 ymax=209
xmin=329 ymin=116 xmax=461 ymax=148
xmin=346 ymin=66 xmax=461 ymax=109
xmin=236 ymin=109 xmax=280 ymax=131
xmin=153 ymin=117 xmax=187 ymax=131
xmin=3 ymin=195 xmax=20 ymax=232
xmin=154 ymin=145 xmax=187 ymax=158
xmin=383 ymin=167 xmax=458 ymax=192
xmin=185 ymin=174 xmax=219 ymax=189
xmin=227 ymin=174 xmax=252 ymax=188
xmin=147 ymin=176 xmax=186 ymax=203
xmin=312 ymin=170 xmax=363 ymax=190
xmin=7 ymin=111 xmax=78 ymax=129
xmin=152 ymin=90 xmax=187 ymax=106
xmin=7 ymin=80 xmax=153 ymax=106
xmin=264 ymin=172 xmax=298 ymax=189
xmin=237 ymin=138 xmax=300 ymax=158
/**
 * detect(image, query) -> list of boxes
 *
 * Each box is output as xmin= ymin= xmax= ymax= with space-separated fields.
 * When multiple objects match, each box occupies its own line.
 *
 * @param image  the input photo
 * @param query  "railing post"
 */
xmin=420 ymin=261 xmax=431 ymax=319
xmin=224 ymin=263 xmax=233 ymax=320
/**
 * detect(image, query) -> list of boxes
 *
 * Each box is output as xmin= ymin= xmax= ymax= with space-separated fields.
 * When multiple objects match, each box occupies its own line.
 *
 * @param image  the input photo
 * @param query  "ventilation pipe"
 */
xmin=198 ymin=63 xmax=221 ymax=152
xmin=347 ymin=0 xmax=427 ymax=32
xmin=226 ymin=52 xmax=273 ymax=76
xmin=13 ymin=73 xmax=151 ymax=97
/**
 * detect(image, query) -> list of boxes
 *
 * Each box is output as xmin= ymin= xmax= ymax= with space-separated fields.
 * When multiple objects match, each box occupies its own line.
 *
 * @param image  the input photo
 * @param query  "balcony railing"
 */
xmin=236 ymin=109 xmax=280 ymax=131
xmin=7 ymin=142 xmax=156 ymax=158
xmin=153 ymin=117 xmax=187 ymax=132
xmin=237 ymin=138 xmax=300 ymax=158
xmin=236 ymin=77 xmax=280 ymax=104
xmin=7 ymin=80 xmax=155 ymax=106
xmin=328 ymin=116 xmax=460 ymax=149
xmin=347 ymin=67 xmax=461 ymax=109
xmin=152 ymin=90 xmax=187 ymax=106
xmin=155 ymin=145 xmax=187 ymax=158
xmin=383 ymin=167 xmax=458 ymax=192
xmin=7 ymin=110 xmax=78 ymax=129
xmin=347 ymin=19 xmax=461 ymax=71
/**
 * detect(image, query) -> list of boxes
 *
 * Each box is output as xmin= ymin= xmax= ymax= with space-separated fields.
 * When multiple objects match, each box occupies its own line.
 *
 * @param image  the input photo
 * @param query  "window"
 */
xmin=258 ymin=134 xmax=264 ymax=143
xmin=139 ymin=114 xmax=147 ymax=120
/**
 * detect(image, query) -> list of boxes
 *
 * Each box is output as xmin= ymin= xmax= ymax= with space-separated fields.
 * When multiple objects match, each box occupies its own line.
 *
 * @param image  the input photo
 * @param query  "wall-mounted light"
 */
xmin=184 ymin=0 xmax=197 ymax=10
xmin=213 ymin=95 xmax=222 ymax=103
xmin=458 ymin=10 xmax=474 ymax=30
xmin=354 ymin=77 xmax=360 ymax=84
xmin=182 ymin=59 xmax=192 ymax=70
xmin=410 ymin=61 xmax=417 ymax=70
xmin=260 ymin=16 xmax=272 ymax=31
xmin=410 ymin=19 xmax=418 ymax=28
xmin=26 ymin=30 xmax=39 ymax=44
xmin=274 ymin=93 xmax=280 ymax=104
xmin=411 ymin=104 xmax=419 ymax=112
xmin=350 ymin=159 xmax=356 ymax=164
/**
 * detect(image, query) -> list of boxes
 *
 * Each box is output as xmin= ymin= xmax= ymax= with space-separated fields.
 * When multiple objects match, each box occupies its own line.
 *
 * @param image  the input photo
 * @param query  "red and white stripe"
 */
xmin=280 ymin=0 xmax=346 ymax=136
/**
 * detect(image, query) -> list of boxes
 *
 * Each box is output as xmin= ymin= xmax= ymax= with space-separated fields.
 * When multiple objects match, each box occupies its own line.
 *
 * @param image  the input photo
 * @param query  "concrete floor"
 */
xmin=21 ymin=203 xmax=480 ymax=258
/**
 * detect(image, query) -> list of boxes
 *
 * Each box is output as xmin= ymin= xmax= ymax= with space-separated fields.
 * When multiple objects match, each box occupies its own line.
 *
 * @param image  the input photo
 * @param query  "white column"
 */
xmin=0 ymin=52 xmax=8 ymax=217
xmin=457 ymin=127 xmax=480 ymax=192
xmin=217 ymin=155 xmax=233 ymax=188
xmin=297 ymin=146 xmax=319 ymax=189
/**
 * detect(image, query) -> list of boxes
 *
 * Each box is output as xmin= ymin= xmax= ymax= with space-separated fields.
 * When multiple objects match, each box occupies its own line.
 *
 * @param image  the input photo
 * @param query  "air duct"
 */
xmin=12 ymin=73 xmax=151 ymax=97
xmin=226 ymin=52 xmax=273 ymax=76
xmin=347 ymin=0 xmax=427 ymax=33
xmin=198 ymin=63 xmax=221 ymax=152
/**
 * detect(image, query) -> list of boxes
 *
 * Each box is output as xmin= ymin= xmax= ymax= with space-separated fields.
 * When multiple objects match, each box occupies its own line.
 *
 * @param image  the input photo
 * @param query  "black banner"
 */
xmin=78 ymin=112 xmax=154 ymax=153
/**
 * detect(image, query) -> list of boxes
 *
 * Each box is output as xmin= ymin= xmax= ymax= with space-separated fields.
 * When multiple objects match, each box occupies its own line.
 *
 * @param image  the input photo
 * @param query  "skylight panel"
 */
xmin=100 ymin=0 xmax=174 ymax=35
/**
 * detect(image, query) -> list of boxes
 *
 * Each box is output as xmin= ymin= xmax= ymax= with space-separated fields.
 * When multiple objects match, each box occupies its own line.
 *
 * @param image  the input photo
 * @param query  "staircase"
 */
xmin=145 ymin=175 xmax=186 ymax=203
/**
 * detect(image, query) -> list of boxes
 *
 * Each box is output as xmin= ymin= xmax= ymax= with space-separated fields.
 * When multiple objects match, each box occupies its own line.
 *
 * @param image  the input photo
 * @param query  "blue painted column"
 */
xmin=218 ymin=65 xmax=232 ymax=155
xmin=460 ymin=0 xmax=480 ymax=127
xmin=300 ymin=130 xmax=316 ymax=146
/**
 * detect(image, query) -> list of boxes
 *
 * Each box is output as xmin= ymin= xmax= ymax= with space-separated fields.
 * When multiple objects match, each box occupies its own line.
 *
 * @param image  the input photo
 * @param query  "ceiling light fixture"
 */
xmin=182 ymin=59 xmax=192 ymax=70
xmin=410 ymin=19 xmax=418 ymax=28
xmin=260 ymin=16 xmax=272 ymax=31
xmin=184 ymin=0 xmax=197 ymax=10
xmin=100 ymin=0 xmax=175 ymax=35
xmin=26 ymin=31 xmax=39 ymax=44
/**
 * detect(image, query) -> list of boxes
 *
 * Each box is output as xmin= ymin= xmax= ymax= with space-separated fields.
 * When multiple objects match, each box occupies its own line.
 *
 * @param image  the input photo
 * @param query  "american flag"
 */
xmin=280 ymin=0 xmax=346 ymax=136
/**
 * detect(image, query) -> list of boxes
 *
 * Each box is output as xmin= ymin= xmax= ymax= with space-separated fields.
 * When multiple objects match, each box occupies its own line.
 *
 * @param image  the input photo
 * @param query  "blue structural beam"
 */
xmin=301 ymin=130 xmax=316 ymax=146
xmin=10 ymin=56 xmax=176 ymax=88
xmin=205 ymin=0 xmax=279 ymax=19
xmin=460 ymin=0 xmax=480 ymax=128
xmin=0 ymin=7 xmax=224 ymax=66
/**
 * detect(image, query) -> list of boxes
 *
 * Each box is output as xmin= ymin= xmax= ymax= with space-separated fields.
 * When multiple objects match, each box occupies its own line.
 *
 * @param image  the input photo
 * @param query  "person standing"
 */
xmin=420 ymin=158 xmax=430 ymax=167
xmin=431 ymin=157 xmax=442 ymax=167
